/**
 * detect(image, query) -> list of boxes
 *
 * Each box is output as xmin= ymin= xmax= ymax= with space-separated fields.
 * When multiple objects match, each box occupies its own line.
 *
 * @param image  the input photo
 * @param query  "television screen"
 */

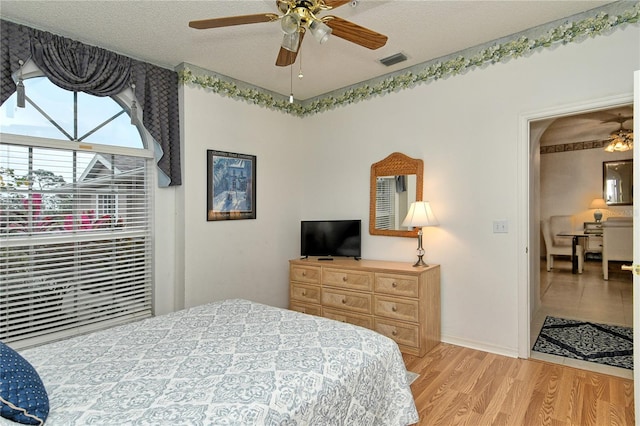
xmin=301 ymin=220 xmax=361 ymax=258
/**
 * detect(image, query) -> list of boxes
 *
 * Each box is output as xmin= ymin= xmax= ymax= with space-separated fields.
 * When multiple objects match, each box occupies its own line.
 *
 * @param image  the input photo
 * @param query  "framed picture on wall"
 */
xmin=207 ymin=150 xmax=256 ymax=221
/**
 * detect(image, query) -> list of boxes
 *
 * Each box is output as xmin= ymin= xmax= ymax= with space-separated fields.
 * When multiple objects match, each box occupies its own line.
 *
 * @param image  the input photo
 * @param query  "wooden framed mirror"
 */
xmin=603 ymin=159 xmax=633 ymax=205
xmin=369 ymin=152 xmax=423 ymax=237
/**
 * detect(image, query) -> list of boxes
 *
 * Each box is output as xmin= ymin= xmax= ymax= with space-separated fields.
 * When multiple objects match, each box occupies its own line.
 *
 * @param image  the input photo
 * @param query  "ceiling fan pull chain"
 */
xmin=289 ymin=63 xmax=294 ymax=104
xmin=298 ymin=49 xmax=303 ymax=79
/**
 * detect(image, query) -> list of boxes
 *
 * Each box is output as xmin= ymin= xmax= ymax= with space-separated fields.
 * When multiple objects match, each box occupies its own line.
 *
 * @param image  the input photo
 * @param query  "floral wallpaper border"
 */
xmin=178 ymin=2 xmax=639 ymax=117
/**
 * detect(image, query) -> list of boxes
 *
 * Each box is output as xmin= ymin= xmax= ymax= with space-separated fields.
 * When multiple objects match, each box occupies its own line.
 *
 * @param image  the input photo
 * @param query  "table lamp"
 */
xmin=402 ymin=201 xmax=439 ymax=267
xmin=589 ymin=198 xmax=607 ymax=222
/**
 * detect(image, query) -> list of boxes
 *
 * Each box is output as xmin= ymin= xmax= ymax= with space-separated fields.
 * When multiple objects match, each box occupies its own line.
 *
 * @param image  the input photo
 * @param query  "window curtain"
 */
xmin=0 ymin=19 xmax=181 ymax=186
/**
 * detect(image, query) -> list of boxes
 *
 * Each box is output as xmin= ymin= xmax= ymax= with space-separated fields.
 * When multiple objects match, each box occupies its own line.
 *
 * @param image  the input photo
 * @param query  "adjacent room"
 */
xmin=532 ymin=106 xmax=634 ymax=378
xmin=1 ymin=1 xmax=639 ymax=424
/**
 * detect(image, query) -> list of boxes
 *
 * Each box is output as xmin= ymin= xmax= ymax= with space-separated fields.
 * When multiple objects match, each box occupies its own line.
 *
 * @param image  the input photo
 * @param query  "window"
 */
xmin=0 ymin=77 xmax=153 ymax=348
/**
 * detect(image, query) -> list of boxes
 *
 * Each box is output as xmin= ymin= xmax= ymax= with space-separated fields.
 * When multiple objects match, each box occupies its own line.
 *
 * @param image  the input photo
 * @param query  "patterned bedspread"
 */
xmin=6 ymin=299 xmax=419 ymax=425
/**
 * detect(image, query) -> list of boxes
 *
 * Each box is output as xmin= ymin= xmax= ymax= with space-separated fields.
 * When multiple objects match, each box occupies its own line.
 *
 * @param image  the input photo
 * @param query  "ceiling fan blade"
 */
xmin=189 ymin=13 xmax=278 ymax=30
xmin=276 ymin=47 xmax=299 ymax=67
xmin=324 ymin=16 xmax=387 ymax=49
xmin=276 ymin=31 xmax=305 ymax=67
xmin=324 ymin=0 xmax=351 ymax=9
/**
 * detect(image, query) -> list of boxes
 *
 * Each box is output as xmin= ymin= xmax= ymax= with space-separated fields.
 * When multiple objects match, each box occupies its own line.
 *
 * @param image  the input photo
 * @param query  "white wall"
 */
xmin=540 ymin=148 xmax=632 ymax=229
xmin=168 ymin=25 xmax=639 ymax=356
xmin=296 ymin=26 xmax=640 ymax=355
xmin=179 ymin=87 xmax=306 ymax=309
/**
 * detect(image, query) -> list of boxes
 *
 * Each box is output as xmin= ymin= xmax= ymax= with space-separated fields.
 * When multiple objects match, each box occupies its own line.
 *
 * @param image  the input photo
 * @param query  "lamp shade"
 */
xmin=281 ymin=31 xmax=300 ymax=52
xmin=309 ymin=19 xmax=332 ymax=44
xmin=281 ymin=13 xmax=300 ymax=34
xmin=402 ymin=201 xmax=439 ymax=228
xmin=589 ymin=198 xmax=607 ymax=209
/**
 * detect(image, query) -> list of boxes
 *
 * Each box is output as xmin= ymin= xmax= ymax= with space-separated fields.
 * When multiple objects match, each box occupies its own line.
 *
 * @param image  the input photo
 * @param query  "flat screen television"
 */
xmin=301 ymin=220 xmax=361 ymax=259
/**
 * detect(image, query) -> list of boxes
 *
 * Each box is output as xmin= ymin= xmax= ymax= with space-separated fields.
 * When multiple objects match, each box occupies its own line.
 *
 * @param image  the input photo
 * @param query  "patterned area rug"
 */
xmin=533 ymin=316 xmax=633 ymax=370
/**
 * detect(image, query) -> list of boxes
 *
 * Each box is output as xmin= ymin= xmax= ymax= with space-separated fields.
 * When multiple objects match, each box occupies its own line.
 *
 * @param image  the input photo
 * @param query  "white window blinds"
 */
xmin=0 ymin=143 xmax=152 ymax=348
xmin=375 ymin=177 xmax=395 ymax=230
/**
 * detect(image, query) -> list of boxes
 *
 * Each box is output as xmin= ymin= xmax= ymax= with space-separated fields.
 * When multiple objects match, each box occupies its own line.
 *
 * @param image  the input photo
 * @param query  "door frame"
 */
xmin=517 ymin=93 xmax=634 ymax=359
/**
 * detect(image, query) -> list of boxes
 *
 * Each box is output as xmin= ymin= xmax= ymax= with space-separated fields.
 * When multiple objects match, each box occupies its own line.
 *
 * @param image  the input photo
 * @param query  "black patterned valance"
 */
xmin=1 ymin=19 xmax=181 ymax=186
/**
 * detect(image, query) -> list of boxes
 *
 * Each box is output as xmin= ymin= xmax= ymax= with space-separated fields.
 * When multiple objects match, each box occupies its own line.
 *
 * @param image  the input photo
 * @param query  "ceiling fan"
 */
xmin=602 ymin=114 xmax=634 ymax=153
xmin=189 ymin=0 xmax=388 ymax=67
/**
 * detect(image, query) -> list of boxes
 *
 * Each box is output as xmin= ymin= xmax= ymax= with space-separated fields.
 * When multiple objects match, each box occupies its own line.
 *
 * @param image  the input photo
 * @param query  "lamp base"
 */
xmin=594 ymin=210 xmax=603 ymax=222
xmin=413 ymin=255 xmax=428 ymax=267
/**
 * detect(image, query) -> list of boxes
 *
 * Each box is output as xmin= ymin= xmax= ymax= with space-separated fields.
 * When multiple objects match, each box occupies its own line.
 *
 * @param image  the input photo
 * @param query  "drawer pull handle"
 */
xmin=341 ymin=298 xmax=347 ymax=304
xmin=302 ymin=290 xmax=307 ymax=296
xmin=392 ymin=282 xmax=398 ymax=288
xmin=302 ymin=271 xmax=306 ymax=276
xmin=392 ymin=306 xmax=397 ymax=312
xmin=342 ymin=276 xmax=348 ymax=282
xmin=392 ymin=330 xmax=398 ymax=336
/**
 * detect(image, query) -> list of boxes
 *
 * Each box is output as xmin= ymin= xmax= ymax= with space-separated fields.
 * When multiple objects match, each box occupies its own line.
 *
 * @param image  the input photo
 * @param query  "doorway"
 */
xmin=522 ymin=96 xmax=634 ymax=378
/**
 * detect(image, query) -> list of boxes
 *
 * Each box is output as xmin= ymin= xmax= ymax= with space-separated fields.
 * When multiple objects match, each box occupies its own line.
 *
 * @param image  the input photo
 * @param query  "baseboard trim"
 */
xmin=441 ymin=335 xmax=519 ymax=358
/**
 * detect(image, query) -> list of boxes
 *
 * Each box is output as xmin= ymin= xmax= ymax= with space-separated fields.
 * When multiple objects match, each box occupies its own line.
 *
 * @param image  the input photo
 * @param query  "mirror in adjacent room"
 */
xmin=369 ymin=152 xmax=423 ymax=237
xmin=603 ymin=159 xmax=633 ymax=205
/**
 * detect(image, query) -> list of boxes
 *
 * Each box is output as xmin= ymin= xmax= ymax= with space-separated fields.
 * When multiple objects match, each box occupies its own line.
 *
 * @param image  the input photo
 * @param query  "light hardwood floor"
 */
xmin=403 ymin=344 xmax=634 ymax=425
xmin=401 ymin=257 xmax=635 ymax=425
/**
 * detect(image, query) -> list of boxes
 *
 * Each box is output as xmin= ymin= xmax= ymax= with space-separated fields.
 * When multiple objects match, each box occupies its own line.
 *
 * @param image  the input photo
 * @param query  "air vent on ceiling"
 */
xmin=379 ymin=52 xmax=407 ymax=67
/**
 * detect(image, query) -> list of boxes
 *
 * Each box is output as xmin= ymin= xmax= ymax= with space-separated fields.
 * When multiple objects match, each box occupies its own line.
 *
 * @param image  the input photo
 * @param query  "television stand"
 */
xmin=288 ymin=257 xmax=441 ymax=357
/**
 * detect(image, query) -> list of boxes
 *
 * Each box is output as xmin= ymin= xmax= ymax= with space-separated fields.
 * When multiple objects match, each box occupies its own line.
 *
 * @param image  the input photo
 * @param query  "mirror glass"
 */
xmin=374 ymin=175 xmax=417 ymax=230
xmin=370 ymin=153 xmax=423 ymax=237
xmin=603 ymin=159 xmax=633 ymax=205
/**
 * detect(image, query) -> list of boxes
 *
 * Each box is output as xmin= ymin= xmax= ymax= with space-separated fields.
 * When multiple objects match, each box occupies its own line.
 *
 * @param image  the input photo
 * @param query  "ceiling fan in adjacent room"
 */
xmin=602 ymin=114 xmax=634 ymax=152
xmin=188 ymin=0 xmax=388 ymax=67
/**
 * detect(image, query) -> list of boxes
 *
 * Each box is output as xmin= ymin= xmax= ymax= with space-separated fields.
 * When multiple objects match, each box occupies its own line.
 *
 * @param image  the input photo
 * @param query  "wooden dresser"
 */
xmin=289 ymin=257 xmax=440 ymax=356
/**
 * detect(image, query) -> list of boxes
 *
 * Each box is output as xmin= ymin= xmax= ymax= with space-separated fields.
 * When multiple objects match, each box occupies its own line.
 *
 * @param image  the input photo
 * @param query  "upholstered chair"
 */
xmin=541 ymin=218 xmax=584 ymax=273
xmin=602 ymin=217 xmax=633 ymax=280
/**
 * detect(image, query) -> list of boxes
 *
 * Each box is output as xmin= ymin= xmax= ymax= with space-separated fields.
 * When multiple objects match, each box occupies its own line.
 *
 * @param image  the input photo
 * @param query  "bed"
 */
xmin=1 ymin=299 xmax=419 ymax=425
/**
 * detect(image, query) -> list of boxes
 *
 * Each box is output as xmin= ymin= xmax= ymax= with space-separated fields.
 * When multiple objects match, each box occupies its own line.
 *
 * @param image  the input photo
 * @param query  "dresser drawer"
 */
xmin=375 ymin=318 xmax=420 ymax=349
xmin=323 ymin=268 xmax=373 ymax=291
xmin=375 ymin=273 xmax=419 ymax=298
xmin=290 ymin=282 xmax=321 ymax=304
xmin=290 ymin=265 xmax=321 ymax=284
xmin=322 ymin=288 xmax=372 ymax=314
xmin=322 ymin=307 xmax=373 ymax=329
xmin=289 ymin=302 xmax=322 ymax=316
xmin=374 ymin=296 xmax=419 ymax=322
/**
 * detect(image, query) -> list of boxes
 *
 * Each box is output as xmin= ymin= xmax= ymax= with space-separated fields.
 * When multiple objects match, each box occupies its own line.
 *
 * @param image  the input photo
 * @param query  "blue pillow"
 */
xmin=0 ymin=342 xmax=49 ymax=425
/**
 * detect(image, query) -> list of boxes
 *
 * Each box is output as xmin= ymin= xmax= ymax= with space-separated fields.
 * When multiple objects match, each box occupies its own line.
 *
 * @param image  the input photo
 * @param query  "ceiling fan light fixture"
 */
xmin=309 ymin=19 xmax=331 ymax=44
xmin=604 ymin=129 xmax=634 ymax=152
xmin=281 ymin=31 xmax=300 ymax=52
xmin=281 ymin=13 xmax=300 ymax=34
xmin=604 ymin=123 xmax=633 ymax=153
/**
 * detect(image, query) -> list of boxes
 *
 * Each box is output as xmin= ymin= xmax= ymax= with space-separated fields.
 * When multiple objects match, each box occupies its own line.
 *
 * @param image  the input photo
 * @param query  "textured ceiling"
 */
xmin=0 ymin=0 xmax=617 ymax=100
xmin=0 ymin=0 xmax=634 ymax=144
xmin=540 ymin=106 xmax=634 ymax=146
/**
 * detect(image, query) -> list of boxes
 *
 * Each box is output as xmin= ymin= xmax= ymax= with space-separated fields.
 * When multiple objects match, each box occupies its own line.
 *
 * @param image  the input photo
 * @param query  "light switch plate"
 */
xmin=493 ymin=220 xmax=508 ymax=233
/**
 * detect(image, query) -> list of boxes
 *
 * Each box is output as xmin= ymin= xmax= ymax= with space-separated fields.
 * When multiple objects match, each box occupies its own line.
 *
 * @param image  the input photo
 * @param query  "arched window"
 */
xmin=0 ymin=77 xmax=153 ymax=348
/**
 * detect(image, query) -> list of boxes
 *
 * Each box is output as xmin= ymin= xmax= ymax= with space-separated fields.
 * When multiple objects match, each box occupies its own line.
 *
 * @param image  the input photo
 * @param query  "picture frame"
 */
xmin=207 ymin=150 xmax=256 ymax=221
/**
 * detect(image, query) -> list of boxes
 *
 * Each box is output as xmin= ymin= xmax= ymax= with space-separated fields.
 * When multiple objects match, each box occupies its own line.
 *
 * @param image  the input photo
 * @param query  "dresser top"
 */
xmin=290 ymin=257 xmax=439 ymax=274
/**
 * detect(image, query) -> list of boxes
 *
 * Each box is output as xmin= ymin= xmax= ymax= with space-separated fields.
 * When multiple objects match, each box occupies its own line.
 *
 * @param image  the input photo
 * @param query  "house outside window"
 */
xmin=0 ymin=76 xmax=153 ymax=348
xmin=98 ymin=193 xmax=117 ymax=216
